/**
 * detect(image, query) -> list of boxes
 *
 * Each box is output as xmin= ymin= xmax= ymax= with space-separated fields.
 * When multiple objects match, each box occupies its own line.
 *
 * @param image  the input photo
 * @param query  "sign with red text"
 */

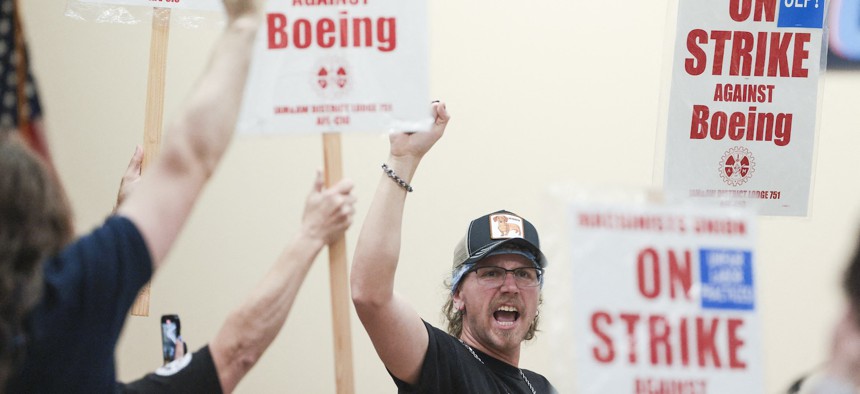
xmin=570 ymin=202 xmax=762 ymax=393
xmin=662 ymin=0 xmax=827 ymax=216
xmin=76 ymin=0 xmax=221 ymax=10
xmin=236 ymin=0 xmax=431 ymax=134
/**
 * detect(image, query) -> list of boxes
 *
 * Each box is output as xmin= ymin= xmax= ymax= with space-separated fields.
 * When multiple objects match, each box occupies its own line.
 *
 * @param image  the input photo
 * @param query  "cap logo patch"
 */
xmin=489 ymin=214 xmax=524 ymax=239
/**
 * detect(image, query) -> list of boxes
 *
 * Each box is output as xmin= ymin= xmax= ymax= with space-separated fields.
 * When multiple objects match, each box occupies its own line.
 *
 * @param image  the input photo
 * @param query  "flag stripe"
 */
xmin=2 ymin=0 xmax=49 ymax=162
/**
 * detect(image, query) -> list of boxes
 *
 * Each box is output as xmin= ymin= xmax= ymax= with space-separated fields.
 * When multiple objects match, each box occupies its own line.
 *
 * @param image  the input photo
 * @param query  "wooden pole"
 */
xmin=131 ymin=7 xmax=171 ymax=317
xmin=322 ymin=132 xmax=355 ymax=394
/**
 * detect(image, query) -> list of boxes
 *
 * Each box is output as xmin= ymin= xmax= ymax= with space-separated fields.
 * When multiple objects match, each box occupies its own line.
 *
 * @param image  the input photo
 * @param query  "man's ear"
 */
xmin=453 ymin=290 xmax=464 ymax=311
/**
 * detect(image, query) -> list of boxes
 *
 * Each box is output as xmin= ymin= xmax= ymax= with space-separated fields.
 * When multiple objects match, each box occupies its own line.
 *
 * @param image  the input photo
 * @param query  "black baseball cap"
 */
xmin=452 ymin=210 xmax=546 ymax=268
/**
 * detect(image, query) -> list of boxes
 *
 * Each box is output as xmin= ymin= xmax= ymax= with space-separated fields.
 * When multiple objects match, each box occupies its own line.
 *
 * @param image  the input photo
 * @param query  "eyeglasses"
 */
xmin=469 ymin=266 xmax=543 ymax=288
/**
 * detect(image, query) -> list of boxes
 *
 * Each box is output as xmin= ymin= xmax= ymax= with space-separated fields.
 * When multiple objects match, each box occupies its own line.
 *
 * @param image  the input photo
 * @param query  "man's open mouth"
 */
xmin=493 ymin=305 xmax=520 ymax=327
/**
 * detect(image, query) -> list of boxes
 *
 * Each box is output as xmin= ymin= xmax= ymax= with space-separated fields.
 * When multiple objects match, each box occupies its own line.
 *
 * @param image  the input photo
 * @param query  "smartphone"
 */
xmin=160 ymin=314 xmax=180 ymax=362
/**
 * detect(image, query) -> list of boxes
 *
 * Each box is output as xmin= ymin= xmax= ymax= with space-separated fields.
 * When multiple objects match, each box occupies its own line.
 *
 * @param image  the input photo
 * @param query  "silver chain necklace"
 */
xmin=458 ymin=339 xmax=537 ymax=394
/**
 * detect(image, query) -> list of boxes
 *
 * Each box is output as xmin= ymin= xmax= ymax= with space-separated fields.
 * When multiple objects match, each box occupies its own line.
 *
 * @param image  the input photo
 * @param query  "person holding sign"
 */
xmin=115 ymin=156 xmax=356 ymax=393
xmin=1 ymin=0 xmax=265 ymax=392
xmin=351 ymin=102 xmax=556 ymax=393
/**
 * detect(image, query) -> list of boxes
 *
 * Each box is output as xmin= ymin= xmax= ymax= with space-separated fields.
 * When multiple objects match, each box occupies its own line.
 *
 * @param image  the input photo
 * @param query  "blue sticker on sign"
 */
xmin=700 ymin=249 xmax=755 ymax=310
xmin=778 ymin=0 xmax=825 ymax=28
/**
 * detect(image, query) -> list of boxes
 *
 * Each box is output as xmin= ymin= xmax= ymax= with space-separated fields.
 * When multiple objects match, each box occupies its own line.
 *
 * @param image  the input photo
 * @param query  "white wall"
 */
xmin=22 ymin=1 xmax=860 ymax=392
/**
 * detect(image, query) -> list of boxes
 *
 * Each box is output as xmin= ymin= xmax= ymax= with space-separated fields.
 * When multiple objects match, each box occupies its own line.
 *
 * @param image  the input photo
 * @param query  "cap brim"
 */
xmin=461 ymin=238 xmax=547 ymax=268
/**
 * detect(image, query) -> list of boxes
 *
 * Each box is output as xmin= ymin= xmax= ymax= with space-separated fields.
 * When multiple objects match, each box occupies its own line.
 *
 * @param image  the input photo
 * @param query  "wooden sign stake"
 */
xmin=131 ymin=7 xmax=171 ymax=317
xmin=322 ymin=132 xmax=355 ymax=394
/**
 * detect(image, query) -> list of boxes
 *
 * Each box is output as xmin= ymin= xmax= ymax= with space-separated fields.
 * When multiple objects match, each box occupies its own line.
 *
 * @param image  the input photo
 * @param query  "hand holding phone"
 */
xmin=160 ymin=314 xmax=181 ymax=363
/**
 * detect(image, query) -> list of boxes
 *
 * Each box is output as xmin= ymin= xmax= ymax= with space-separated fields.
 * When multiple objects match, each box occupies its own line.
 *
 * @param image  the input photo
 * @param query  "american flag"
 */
xmin=0 ymin=0 xmax=51 ymax=165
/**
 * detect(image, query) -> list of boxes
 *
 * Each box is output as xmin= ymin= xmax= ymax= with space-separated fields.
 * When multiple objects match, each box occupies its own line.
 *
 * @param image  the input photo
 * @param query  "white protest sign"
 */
xmin=569 ymin=202 xmax=763 ymax=393
xmin=76 ymin=0 xmax=222 ymax=11
xmin=662 ymin=0 xmax=826 ymax=216
xmin=236 ymin=0 xmax=431 ymax=134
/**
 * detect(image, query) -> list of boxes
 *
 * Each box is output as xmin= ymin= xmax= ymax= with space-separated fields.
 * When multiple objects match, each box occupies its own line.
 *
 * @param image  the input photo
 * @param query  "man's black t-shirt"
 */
xmin=391 ymin=321 xmax=556 ymax=393
xmin=117 ymin=345 xmax=223 ymax=394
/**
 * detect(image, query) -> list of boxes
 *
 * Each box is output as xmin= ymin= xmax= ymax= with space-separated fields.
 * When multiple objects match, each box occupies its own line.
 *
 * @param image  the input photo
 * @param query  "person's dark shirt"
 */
xmin=118 ymin=345 xmax=223 ymax=394
xmin=7 ymin=216 xmax=153 ymax=393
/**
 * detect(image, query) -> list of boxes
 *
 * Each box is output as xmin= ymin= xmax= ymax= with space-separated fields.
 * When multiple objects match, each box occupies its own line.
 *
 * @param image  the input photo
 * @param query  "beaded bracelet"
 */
xmin=382 ymin=163 xmax=413 ymax=192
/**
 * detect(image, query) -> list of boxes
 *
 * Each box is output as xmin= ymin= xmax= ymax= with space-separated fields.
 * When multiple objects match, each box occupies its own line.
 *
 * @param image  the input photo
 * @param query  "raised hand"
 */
xmin=389 ymin=101 xmax=450 ymax=162
xmin=301 ymin=171 xmax=357 ymax=245
xmin=222 ymin=0 xmax=264 ymax=23
xmin=114 ymin=145 xmax=143 ymax=211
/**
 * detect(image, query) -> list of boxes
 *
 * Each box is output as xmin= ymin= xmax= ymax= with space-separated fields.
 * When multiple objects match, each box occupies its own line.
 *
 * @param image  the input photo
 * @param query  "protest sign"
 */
xmin=568 ymin=202 xmax=762 ymax=393
xmin=236 ymin=0 xmax=431 ymax=134
xmin=662 ymin=0 xmax=827 ymax=216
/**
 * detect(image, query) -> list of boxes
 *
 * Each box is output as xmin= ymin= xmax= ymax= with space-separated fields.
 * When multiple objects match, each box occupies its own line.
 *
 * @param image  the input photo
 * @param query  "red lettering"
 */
xmin=685 ymin=29 xmax=708 ymax=75
xmin=649 ymin=315 xmax=672 ymax=366
xmin=620 ymin=313 xmax=641 ymax=364
xmin=635 ymin=378 xmax=708 ymax=394
xmin=591 ymin=312 xmax=749 ymax=370
xmin=668 ymin=249 xmax=692 ymax=300
xmin=767 ymin=32 xmax=792 ymax=77
xmin=729 ymin=0 xmax=775 ymax=22
xmin=754 ymin=0 xmax=777 ymax=22
xmin=265 ymin=12 xmax=398 ymax=52
xmin=637 ymin=248 xmax=661 ymax=299
xmin=792 ymin=33 xmax=811 ymax=78
xmin=729 ymin=0 xmax=776 ymax=22
xmin=754 ymin=31 xmax=768 ymax=76
xmin=591 ymin=312 xmax=615 ymax=363
xmin=679 ymin=317 xmax=690 ymax=366
xmin=267 ymin=14 xmax=288 ymax=49
xmin=690 ymin=105 xmax=708 ymax=139
xmin=353 ymin=17 xmax=373 ymax=47
xmin=294 ymin=19 xmax=312 ymax=48
xmin=317 ymin=18 xmax=336 ymax=48
xmin=728 ymin=0 xmax=752 ymax=22
xmin=728 ymin=318 xmax=748 ymax=369
xmin=685 ymin=30 xmax=810 ymax=78
xmin=339 ymin=13 xmax=349 ymax=46
xmin=710 ymin=31 xmax=732 ymax=75
xmin=728 ymin=112 xmax=745 ymax=140
xmin=711 ymin=110 xmax=728 ymax=140
xmin=378 ymin=18 xmax=397 ymax=52
xmin=729 ymin=31 xmax=755 ymax=75
xmin=696 ymin=317 xmax=722 ymax=368
xmin=690 ymin=105 xmax=792 ymax=146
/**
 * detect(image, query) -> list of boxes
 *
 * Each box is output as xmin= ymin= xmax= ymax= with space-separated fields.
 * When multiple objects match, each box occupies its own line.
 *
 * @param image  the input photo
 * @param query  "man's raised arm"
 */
xmin=116 ymin=0 xmax=263 ymax=268
xmin=350 ymin=102 xmax=449 ymax=385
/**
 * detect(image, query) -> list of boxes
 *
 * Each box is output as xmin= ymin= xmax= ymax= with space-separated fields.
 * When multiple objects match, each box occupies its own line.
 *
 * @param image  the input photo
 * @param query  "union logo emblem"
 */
xmin=311 ymin=56 xmax=352 ymax=99
xmin=719 ymin=146 xmax=755 ymax=186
